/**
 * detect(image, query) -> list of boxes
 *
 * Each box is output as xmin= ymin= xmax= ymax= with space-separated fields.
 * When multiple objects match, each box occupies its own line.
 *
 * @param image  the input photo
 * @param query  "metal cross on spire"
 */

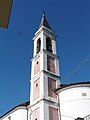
xmin=43 ymin=10 xmax=45 ymax=16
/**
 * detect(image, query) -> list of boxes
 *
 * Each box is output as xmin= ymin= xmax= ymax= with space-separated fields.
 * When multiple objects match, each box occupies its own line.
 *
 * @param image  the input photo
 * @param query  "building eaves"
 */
xmin=55 ymin=81 xmax=90 ymax=92
xmin=0 ymin=101 xmax=30 ymax=118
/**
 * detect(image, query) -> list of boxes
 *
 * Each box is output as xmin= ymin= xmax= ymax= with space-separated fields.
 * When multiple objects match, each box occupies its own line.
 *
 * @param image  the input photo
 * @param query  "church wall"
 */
xmin=0 ymin=107 xmax=27 ymax=120
xmin=32 ymin=107 xmax=40 ymax=120
xmin=30 ymin=100 xmax=44 ymax=120
xmin=33 ymin=78 xmax=40 ymax=100
xmin=58 ymin=85 xmax=90 ymax=120
xmin=49 ymin=107 xmax=59 ymax=120
xmin=48 ymin=77 xmax=57 ymax=98
xmin=44 ymin=100 xmax=60 ymax=120
xmin=30 ymin=100 xmax=59 ymax=120
xmin=47 ymin=55 xmax=55 ymax=73
xmin=34 ymin=57 xmax=40 ymax=75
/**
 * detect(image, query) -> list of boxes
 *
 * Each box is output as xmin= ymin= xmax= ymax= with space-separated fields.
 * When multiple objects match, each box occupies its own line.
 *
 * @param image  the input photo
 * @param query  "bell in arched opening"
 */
xmin=46 ymin=37 xmax=52 ymax=53
xmin=36 ymin=38 xmax=41 ymax=54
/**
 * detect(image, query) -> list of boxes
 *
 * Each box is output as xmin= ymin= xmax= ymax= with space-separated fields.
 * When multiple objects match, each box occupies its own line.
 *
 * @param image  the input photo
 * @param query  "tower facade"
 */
xmin=30 ymin=14 xmax=60 ymax=120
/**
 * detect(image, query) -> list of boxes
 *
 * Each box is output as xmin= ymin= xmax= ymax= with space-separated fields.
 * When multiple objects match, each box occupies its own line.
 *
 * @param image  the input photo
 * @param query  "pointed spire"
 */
xmin=39 ymin=14 xmax=51 ymax=29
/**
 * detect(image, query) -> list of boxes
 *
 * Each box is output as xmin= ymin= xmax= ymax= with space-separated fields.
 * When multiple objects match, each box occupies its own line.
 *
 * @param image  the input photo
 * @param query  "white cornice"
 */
xmin=33 ymin=26 xmax=56 ymax=41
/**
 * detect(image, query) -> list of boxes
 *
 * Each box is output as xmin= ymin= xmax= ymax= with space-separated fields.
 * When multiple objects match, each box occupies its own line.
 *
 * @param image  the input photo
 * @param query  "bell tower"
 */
xmin=30 ymin=14 xmax=60 ymax=120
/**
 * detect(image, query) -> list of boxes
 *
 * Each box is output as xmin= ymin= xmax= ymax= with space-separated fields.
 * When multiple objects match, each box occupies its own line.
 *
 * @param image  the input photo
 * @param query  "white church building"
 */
xmin=0 ymin=14 xmax=90 ymax=120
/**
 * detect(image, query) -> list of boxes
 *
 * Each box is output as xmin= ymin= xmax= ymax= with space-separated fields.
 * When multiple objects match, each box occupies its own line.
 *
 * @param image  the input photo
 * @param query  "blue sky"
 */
xmin=0 ymin=0 xmax=90 ymax=116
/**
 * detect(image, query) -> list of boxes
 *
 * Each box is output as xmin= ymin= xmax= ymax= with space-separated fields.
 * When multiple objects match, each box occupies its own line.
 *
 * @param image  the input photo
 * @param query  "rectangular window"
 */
xmin=82 ymin=93 xmax=87 ymax=96
xmin=47 ymin=55 xmax=55 ymax=73
xmin=48 ymin=77 xmax=57 ymax=98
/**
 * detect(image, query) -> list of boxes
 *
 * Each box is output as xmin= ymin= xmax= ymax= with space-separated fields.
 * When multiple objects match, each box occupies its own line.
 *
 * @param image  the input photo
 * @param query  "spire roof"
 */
xmin=39 ymin=14 xmax=51 ymax=29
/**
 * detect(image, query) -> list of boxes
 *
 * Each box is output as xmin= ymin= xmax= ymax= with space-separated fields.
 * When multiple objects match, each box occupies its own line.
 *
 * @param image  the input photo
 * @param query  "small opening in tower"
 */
xmin=35 ymin=119 xmax=37 ymax=120
xmin=36 ymin=61 xmax=39 ymax=64
xmin=36 ymin=83 xmax=38 ymax=87
xmin=36 ymin=38 xmax=41 ymax=54
xmin=46 ymin=37 xmax=52 ymax=53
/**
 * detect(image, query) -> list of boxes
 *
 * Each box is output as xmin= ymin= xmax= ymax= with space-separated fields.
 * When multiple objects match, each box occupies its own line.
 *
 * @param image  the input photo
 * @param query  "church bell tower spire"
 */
xmin=30 ymin=14 xmax=60 ymax=120
xmin=39 ymin=13 xmax=51 ymax=29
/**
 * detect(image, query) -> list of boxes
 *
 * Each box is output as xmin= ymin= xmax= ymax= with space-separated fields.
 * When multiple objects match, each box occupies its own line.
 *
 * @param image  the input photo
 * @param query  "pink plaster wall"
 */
xmin=47 ymin=55 xmax=55 ymax=73
xmin=33 ymin=78 xmax=40 ymax=100
xmin=49 ymin=107 xmax=59 ymax=120
xmin=34 ymin=57 xmax=40 ymax=75
xmin=48 ymin=77 xmax=57 ymax=98
xmin=32 ymin=107 xmax=40 ymax=120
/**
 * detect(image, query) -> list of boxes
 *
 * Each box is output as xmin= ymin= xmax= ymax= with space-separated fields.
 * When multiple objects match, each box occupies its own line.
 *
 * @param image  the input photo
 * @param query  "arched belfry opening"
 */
xmin=46 ymin=37 xmax=52 ymax=53
xmin=36 ymin=38 xmax=41 ymax=54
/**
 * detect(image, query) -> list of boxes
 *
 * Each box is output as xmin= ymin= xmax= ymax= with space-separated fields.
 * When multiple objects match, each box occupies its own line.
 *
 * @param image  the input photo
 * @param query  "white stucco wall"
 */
xmin=0 ymin=107 xmax=27 ymax=120
xmin=58 ymin=84 xmax=90 ymax=120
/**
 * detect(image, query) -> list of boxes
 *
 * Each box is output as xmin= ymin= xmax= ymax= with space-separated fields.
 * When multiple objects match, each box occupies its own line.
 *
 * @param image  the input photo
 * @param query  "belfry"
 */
xmin=30 ymin=14 xmax=60 ymax=120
